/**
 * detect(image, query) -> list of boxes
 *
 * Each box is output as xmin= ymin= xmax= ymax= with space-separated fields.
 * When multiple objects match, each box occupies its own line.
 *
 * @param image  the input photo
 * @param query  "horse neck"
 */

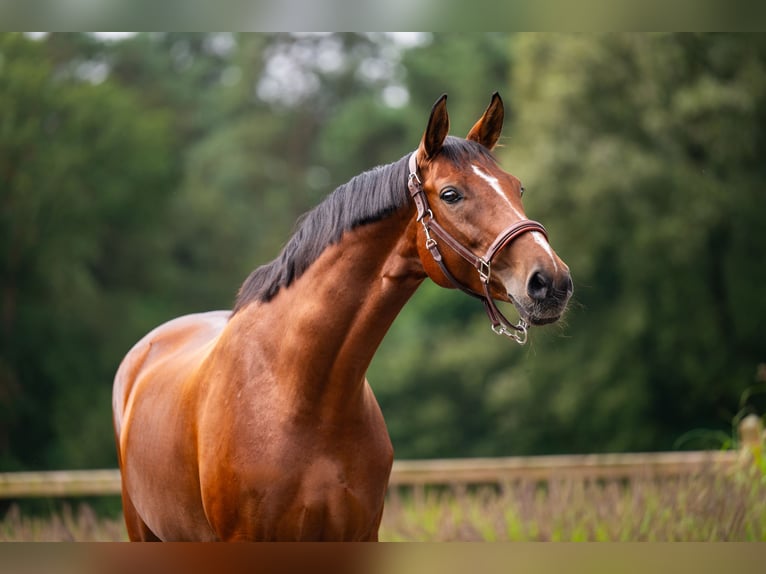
xmin=227 ymin=207 xmax=424 ymax=415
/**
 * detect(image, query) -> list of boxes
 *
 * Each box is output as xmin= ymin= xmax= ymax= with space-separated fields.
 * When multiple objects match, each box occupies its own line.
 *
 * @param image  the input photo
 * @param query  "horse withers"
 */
xmin=112 ymin=93 xmax=572 ymax=541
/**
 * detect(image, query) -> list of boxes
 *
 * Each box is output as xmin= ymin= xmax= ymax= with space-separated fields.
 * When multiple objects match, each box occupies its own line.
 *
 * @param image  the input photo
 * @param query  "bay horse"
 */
xmin=112 ymin=93 xmax=572 ymax=541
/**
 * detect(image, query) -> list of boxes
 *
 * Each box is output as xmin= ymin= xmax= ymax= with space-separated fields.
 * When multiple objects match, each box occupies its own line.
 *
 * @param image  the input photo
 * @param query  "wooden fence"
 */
xmin=0 ymin=415 xmax=762 ymax=499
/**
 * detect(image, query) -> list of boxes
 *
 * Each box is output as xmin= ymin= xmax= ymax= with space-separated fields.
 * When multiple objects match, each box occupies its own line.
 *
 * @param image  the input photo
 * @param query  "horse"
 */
xmin=112 ymin=93 xmax=573 ymax=541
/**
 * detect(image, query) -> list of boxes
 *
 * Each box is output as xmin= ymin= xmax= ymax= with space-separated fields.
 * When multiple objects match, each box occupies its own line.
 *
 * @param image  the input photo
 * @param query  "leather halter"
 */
xmin=407 ymin=153 xmax=548 ymax=344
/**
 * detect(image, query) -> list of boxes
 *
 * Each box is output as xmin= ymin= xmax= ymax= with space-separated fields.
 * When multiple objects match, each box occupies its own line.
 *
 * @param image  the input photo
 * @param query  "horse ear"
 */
xmin=418 ymin=94 xmax=450 ymax=160
xmin=466 ymin=92 xmax=504 ymax=150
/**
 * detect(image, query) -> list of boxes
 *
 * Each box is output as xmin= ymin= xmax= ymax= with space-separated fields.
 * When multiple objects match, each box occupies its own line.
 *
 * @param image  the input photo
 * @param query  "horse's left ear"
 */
xmin=418 ymin=94 xmax=450 ymax=161
xmin=466 ymin=92 xmax=504 ymax=150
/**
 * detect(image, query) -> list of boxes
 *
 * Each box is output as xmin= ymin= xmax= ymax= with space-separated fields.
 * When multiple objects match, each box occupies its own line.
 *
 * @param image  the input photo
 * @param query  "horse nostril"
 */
xmin=527 ymin=271 xmax=550 ymax=301
xmin=563 ymin=273 xmax=574 ymax=296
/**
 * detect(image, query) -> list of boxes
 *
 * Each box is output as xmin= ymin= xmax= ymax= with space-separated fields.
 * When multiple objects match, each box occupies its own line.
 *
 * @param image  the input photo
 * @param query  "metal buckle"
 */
xmin=419 ymin=210 xmax=437 ymax=249
xmin=478 ymin=258 xmax=491 ymax=283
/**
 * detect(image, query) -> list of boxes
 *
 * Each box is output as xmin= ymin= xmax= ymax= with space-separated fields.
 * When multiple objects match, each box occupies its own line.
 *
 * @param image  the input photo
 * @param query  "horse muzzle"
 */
xmin=509 ymin=267 xmax=573 ymax=326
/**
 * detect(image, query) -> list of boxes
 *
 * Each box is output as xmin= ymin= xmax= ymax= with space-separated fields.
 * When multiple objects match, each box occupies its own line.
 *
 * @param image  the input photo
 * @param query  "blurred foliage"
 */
xmin=0 ymin=33 xmax=764 ymax=470
xmin=493 ymin=33 xmax=766 ymax=454
xmin=0 ymin=33 xmax=175 ymax=469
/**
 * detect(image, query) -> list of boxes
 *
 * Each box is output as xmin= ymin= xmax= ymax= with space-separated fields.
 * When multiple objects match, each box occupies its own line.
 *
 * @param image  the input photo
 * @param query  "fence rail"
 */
xmin=388 ymin=449 xmax=741 ymax=486
xmin=1 ymin=415 xmax=761 ymax=499
xmin=0 ymin=469 xmax=121 ymax=499
xmin=0 ymin=450 xmax=744 ymax=499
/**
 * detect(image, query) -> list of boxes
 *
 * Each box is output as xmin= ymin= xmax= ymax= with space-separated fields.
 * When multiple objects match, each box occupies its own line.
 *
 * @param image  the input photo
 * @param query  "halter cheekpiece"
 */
xmin=407 ymin=152 xmax=548 ymax=345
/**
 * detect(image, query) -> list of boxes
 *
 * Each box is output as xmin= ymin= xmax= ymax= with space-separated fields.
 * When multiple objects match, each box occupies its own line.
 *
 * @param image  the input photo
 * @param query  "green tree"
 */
xmin=488 ymin=33 xmax=766 ymax=453
xmin=0 ymin=33 xmax=174 ymax=469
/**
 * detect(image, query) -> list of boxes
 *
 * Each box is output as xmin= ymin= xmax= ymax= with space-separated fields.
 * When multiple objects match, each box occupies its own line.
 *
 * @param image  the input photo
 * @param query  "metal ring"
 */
xmin=491 ymin=320 xmax=529 ymax=345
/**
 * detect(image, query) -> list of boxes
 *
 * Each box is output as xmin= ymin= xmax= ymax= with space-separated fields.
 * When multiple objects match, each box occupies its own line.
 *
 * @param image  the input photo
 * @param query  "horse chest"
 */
xmin=204 ymin=446 xmax=391 ymax=541
xmin=198 ymin=401 xmax=392 ymax=541
xmin=280 ymin=456 xmax=385 ymax=540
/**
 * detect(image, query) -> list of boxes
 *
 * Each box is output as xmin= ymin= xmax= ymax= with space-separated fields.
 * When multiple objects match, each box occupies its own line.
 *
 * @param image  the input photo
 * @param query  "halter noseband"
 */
xmin=407 ymin=153 xmax=548 ymax=345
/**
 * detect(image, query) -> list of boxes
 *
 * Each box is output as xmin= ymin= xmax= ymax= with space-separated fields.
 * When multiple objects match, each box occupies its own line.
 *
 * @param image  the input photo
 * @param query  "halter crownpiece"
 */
xmin=407 ymin=152 xmax=548 ymax=345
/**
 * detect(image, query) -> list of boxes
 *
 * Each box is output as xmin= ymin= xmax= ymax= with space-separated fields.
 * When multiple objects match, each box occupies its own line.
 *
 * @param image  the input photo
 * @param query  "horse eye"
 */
xmin=439 ymin=188 xmax=463 ymax=204
xmin=520 ymin=186 xmax=526 ymax=197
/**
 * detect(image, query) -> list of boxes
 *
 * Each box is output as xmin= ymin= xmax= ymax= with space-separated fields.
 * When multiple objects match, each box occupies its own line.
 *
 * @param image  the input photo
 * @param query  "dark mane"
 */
xmin=232 ymin=137 xmax=494 ymax=314
xmin=232 ymin=154 xmax=411 ymax=313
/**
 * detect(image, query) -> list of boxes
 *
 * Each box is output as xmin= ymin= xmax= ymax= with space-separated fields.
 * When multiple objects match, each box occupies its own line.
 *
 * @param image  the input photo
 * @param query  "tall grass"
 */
xmin=381 ymin=465 xmax=766 ymax=541
xmin=2 ymin=466 xmax=765 ymax=541
xmin=0 ymin=503 xmax=127 ymax=542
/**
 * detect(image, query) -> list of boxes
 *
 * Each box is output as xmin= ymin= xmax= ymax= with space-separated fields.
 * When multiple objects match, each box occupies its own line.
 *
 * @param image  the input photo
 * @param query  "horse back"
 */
xmin=112 ymin=310 xmax=230 ymax=437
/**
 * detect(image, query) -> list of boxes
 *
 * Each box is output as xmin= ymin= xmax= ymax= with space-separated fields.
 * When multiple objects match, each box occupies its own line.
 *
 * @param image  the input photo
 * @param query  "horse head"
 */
xmin=410 ymin=93 xmax=572 ymax=334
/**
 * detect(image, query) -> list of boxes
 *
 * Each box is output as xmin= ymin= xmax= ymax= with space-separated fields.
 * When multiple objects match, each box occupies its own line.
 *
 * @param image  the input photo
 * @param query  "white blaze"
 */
xmin=472 ymin=165 xmax=558 ymax=272
xmin=472 ymin=165 xmax=523 ymax=219
xmin=531 ymin=232 xmax=558 ymax=272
